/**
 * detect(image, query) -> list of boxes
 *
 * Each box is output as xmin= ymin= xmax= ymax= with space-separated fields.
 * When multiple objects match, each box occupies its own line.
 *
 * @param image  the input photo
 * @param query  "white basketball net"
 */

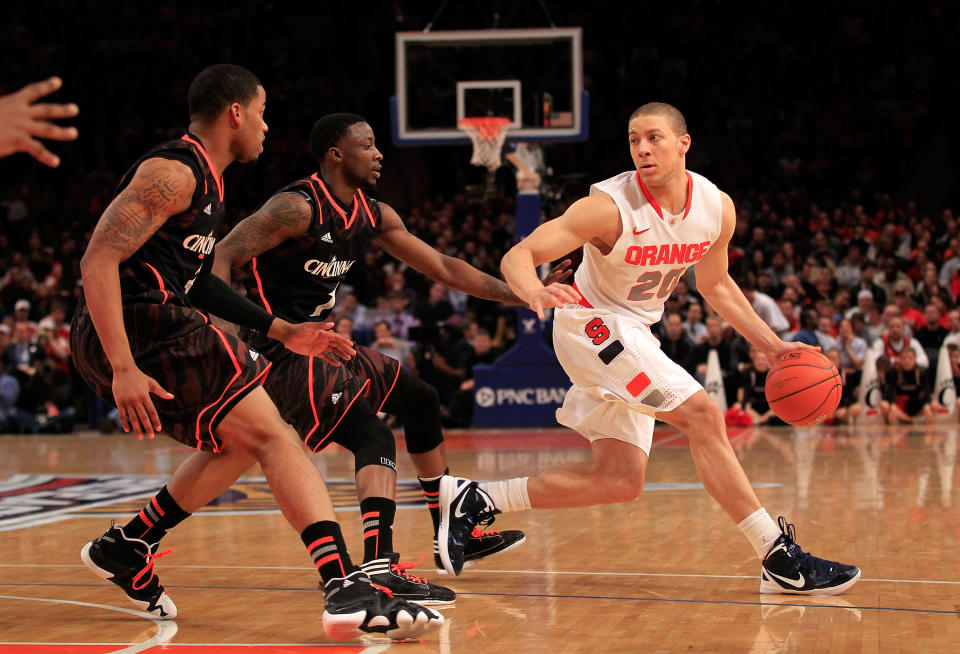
xmin=459 ymin=117 xmax=511 ymax=172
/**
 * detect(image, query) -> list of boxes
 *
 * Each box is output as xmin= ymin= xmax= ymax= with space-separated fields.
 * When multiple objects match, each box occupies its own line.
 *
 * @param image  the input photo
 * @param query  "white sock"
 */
xmin=477 ymin=478 xmax=531 ymax=514
xmin=737 ymin=508 xmax=782 ymax=560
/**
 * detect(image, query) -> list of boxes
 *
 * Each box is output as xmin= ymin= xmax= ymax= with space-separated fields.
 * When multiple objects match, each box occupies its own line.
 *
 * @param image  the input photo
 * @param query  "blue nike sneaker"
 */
xmin=760 ymin=516 xmax=861 ymax=595
xmin=437 ymin=476 xmax=499 ymax=576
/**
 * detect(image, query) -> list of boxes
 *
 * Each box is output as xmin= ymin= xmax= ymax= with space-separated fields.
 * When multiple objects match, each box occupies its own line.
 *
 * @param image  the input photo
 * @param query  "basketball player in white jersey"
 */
xmin=437 ymin=103 xmax=861 ymax=596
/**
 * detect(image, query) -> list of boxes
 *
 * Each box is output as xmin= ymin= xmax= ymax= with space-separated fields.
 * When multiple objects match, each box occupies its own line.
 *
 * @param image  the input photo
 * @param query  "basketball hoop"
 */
xmin=458 ymin=117 xmax=511 ymax=172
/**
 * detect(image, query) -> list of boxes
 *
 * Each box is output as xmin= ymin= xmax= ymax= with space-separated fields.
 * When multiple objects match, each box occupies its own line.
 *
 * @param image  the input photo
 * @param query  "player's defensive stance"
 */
xmin=437 ymin=103 xmax=860 ymax=596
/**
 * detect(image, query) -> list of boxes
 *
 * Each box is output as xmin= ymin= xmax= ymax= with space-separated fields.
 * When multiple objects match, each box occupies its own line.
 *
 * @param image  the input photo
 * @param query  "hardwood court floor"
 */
xmin=1 ymin=424 xmax=958 ymax=653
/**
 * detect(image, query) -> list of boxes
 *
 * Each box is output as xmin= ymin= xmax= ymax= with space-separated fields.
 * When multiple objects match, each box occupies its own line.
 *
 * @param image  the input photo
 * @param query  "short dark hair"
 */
xmin=309 ymin=113 xmax=367 ymax=162
xmin=188 ymin=64 xmax=261 ymax=120
xmin=629 ymin=102 xmax=687 ymax=135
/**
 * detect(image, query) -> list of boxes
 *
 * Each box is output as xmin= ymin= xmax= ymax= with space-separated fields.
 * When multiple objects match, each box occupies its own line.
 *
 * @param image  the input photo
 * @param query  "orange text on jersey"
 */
xmin=624 ymin=241 xmax=712 ymax=267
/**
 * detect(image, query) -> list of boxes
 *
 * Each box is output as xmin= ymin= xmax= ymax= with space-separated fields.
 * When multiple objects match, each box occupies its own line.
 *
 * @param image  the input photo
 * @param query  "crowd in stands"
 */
xmin=2 ymin=1 xmax=958 ymax=431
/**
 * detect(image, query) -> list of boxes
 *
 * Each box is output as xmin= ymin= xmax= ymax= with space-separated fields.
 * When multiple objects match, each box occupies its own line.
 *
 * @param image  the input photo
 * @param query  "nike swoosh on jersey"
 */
xmin=633 ymin=227 xmax=651 ymax=236
xmin=767 ymin=569 xmax=806 ymax=588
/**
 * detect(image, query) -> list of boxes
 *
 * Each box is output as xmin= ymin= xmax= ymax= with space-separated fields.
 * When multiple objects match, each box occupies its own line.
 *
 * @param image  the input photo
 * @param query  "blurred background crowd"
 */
xmin=1 ymin=1 xmax=958 ymax=432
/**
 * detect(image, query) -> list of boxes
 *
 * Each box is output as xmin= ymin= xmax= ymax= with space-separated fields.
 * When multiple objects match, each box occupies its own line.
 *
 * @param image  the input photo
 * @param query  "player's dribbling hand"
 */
xmin=765 ymin=340 xmax=820 ymax=364
xmin=528 ymin=283 xmax=583 ymax=320
xmin=280 ymin=321 xmax=357 ymax=365
xmin=541 ymin=259 xmax=573 ymax=286
xmin=0 ymin=77 xmax=79 ymax=167
xmin=111 ymin=365 xmax=174 ymax=441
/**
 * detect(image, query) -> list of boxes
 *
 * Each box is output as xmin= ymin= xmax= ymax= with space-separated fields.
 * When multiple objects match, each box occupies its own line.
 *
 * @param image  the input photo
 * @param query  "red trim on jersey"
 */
xmin=634 ymin=170 xmax=693 ymax=221
xmin=357 ymin=191 xmax=377 ymax=228
xmin=251 ymin=257 xmax=273 ymax=314
xmin=194 ymin=325 xmax=243 ymax=452
xmin=376 ymin=363 xmax=402 ymax=413
xmin=304 ymin=177 xmax=323 ymax=225
xmin=312 ymin=173 xmax=359 ymax=228
xmin=571 ymin=282 xmax=593 ymax=309
xmin=182 ymin=134 xmax=224 ymax=201
xmin=143 ymin=263 xmax=170 ymax=303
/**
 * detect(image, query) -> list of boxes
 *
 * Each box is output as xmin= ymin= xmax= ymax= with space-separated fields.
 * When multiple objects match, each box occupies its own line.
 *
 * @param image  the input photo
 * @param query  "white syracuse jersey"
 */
xmin=572 ymin=169 xmax=723 ymax=324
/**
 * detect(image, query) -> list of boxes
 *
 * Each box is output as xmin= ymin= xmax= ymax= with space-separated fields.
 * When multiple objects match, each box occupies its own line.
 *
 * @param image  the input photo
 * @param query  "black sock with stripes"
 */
xmin=121 ymin=485 xmax=191 ymax=545
xmin=418 ymin=469 xmax=448 ymax=536
xmin=360 ymin=497 xmax=396 ymax=562
xmin=301 ymin=521 xmax=357 ymax=584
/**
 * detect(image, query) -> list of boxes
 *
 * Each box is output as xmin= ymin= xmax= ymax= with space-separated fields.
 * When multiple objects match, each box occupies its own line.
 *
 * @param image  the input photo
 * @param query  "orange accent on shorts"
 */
xmin=208 ymin=362 xmax=271 ymax=445
xmin=251 ymin=257 xmax=273 ymax=314
xmin=194 ymin=325 xmax=243 ymax=452
xmin=626 ymin=372 xmax=652 ymax=397
xmin=318 ymin=379 xmax=371 ymax=449
xmin=307 ymin=535 xmax=334 ymax=552
xmin=377 ymin=364 xmax=402 ymax=413
xmin=143 ymin=262 xmax=170 ymax=303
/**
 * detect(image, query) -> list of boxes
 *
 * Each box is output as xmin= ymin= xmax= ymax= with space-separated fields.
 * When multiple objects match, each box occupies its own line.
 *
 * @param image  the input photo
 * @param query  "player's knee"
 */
xmin=230 ymin=421 xmax=300 ymax=460
xmin=603 ymin=475 xmax=645 ymax=503
xmin=683 ymin=401 xmax=726 ymax=442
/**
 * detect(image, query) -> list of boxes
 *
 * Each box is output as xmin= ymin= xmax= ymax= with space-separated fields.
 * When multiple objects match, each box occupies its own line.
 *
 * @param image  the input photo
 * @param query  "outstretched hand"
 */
xmin=0 ymin=77 xmax=79 ymax=167
xmin=541 ymin=259 xmax=573 ymax=286
xmin=279 ymin=321 xmax=356 ymax=365
xmin=528 ymin=283 xmax=583 ymax=320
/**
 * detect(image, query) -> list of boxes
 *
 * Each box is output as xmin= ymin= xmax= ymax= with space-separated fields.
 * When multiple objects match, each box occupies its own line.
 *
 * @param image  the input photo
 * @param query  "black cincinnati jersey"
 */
xmin=72 ymin=133 xmax=268 ymax=452
xmin=116 ymin=132 xmax=225 ymax=306
xmin=245 ymin=173 xmax=382 ymax=323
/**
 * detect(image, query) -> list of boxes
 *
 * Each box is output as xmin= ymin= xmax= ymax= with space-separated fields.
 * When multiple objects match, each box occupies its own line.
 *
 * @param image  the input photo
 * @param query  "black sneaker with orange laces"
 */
xmin=361 ymin=552 xmax=455 ymax=605
xmin=433 ymin=526 xmax=527 ymax=573
xmin=80 ymin=523 xmax=176 ymax=618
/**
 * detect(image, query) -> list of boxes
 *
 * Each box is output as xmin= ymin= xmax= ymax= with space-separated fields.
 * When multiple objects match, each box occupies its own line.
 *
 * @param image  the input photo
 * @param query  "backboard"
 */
xmin=391 ymin=27 xmax=587 ymax=146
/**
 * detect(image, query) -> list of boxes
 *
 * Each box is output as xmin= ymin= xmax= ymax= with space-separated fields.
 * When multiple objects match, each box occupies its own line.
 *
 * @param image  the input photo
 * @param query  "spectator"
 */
xmin=836 ymin=318 xmax=867 ymax=374
xmin=382 ymin=289 xmax=421 ymax=341
xmin=855 ymin=262 xmax=887 ymax=307
xmin=448 ymin=328 xmax=502 ymax=426
xmin=825 ymin=348 xmax=861 ymax=424
xmin=685 ymin=316 xmax=738 ymax=391
xmin=944 ymin=310 xmax=960 ymax=348
xmin=414 ymin=282 xmax=455 ymax=326
xmin=790 ymin=309 xmax=819 ymax=346
xmin=13 ymin=298 xmax=37 ymax=339
xmin=835 ymin=244 xmax=865 ymax=290
xmin=914 ymin=304 xmax=948 ymax=362
xmin=892 ymin=285 xmax=924 ymax=331
xmin=814 ymin=315 xmax=838 ymax=352
xmin=874 ymin=316 xmax=929 ymax=370
xmin=370 ymin=320 xmax=414 ymax=369
xmin=845 ymin=289 xmax=876 ymax=320
xmin=874 ymin=255 xmax=913 ymax=301
xmin=880 ymin=348 xmax=932 ymax=424
xmin=333 ymin=316 xmax=354 ymax=340
xmin=733 ymin=348 xmax=783 ymax=426
xmin=683 ymin=302 xmax=708 ymax=344
xmin=744 ymin=285 xmax=790 ymax=336
xmin=659 ymin=313 xmax=693 ymax=366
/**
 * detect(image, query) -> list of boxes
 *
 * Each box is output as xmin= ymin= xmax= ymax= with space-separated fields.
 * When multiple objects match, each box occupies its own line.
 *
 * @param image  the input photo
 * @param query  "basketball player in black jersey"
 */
xmin=156 ymin=113 xmax=558 ymax=604
xmin=72 ymin=67 xmax=441 ymax=640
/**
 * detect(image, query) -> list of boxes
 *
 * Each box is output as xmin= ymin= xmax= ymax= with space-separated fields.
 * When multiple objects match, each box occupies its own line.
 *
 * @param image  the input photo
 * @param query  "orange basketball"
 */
xmin=764 ymin=350 xmax=842 ymax=426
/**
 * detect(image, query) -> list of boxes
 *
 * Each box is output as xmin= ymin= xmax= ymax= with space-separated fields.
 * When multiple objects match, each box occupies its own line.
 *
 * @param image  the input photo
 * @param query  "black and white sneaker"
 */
xmin=437 ymin=476 xmax=499 ymax=576
xmin=433 ymin=527 xmax=526 ymax=574
xmin=80 ymin=523 xmax=176 ymax=619
xmin=361 ymin=553 xmax=456 ymax=605
xmin=760 ymin=516 xmax=861 ymax=596
xmin=321 ymin=570 xmax=444 ymax=640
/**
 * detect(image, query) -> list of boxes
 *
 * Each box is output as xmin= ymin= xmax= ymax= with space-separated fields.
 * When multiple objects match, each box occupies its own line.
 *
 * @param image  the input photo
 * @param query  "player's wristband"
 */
xmin=188 ymin=273 xmax=274 ymax=334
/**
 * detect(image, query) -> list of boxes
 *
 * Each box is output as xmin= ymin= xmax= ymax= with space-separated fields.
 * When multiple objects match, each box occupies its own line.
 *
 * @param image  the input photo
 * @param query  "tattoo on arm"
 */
xmin=90 ymin=159 xmax=195 ymax=258
xmin=218 ymin=192 xmax=312 ymax=265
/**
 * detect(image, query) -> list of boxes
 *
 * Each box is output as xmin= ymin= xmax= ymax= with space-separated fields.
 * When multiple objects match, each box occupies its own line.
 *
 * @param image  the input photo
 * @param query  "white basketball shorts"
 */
xmin=552 ymin=306 xmax=702 ymax=454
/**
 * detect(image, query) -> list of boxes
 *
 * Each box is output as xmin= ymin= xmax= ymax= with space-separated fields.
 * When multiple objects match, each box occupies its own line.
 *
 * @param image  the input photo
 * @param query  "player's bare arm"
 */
xmin=212 ymin=192 xmax=313 ymax=281
xmin=694 ymin=192 xmax=813 ymax=361
xmin=208 ymin=192 xmax=354 ymax=365
xmin=80 ymin=157 xmax=195 ymax=438
xmin=501 ymin=193 xmax=621 ymax=318
xmin=374 ymin=203 xmax=571 ymax=306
